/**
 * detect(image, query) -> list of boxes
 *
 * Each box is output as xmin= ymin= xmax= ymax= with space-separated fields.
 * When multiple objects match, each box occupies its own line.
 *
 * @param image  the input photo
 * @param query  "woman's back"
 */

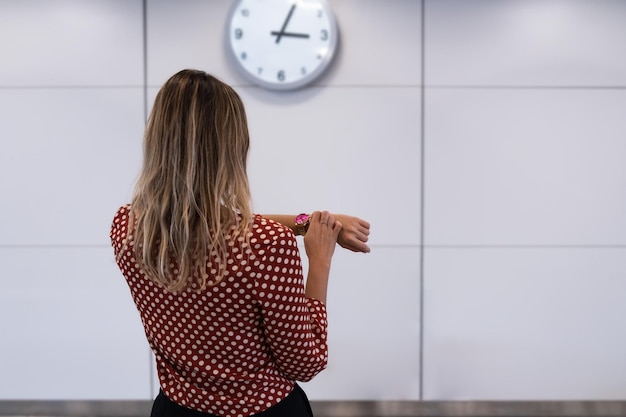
xmin=111 ymin=205 xmax=328 ymax=417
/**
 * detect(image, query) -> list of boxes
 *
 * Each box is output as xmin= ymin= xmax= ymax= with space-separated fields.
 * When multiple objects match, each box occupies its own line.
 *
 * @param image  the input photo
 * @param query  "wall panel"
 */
xmin=322 ymin=0 xmax=421 ymax=86
xmin=146 ymin=0 xmax=233 ymax=86
xmin=425 ymin=0 xmax=626 ymax=86
xmin=0 ymin=89 xmax=144 ymax=246
xmin=0 ymin=248 xmax=150 ymax=399
xmin=424 ymin=88 xmax=626 ymax=246
xmin=422 ymin=247 xmax=626 ymax=400
xmin=302 ymin=247 xmax=421 ymax=400
xmin=0 ymin=0 xmax=143 ymax=86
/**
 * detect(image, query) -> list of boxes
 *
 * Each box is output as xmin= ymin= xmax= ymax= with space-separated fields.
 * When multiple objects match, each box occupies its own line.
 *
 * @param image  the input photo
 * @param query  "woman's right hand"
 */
xmin=304 ymin=211 xmax=342 ymax=264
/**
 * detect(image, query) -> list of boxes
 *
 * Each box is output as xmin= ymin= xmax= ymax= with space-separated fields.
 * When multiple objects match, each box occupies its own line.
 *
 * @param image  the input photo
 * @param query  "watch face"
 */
xmin=295 ymin=213 xmax=310 ymax=225
xmin=226 ymin=0 xmax=339 ymax=91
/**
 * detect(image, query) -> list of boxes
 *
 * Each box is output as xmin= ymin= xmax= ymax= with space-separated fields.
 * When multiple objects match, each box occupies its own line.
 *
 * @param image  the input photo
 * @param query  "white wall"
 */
xmin=422 ymin=0 xmax=626 ymax=400
xmin=0 ymin=0 xmax=624 ymax=402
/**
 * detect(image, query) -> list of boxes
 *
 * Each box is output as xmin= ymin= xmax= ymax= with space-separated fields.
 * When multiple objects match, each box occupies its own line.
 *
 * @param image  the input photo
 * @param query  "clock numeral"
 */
xmin=234 ymin=28 xmax=243 ymax=39
xmin=257 ymin=67 xmax=263 ymax=75
xmin=241 ymin=8 xmax=250 ymax=17
xmin=241 ymin=52 xmax=247 ymax=60
xmin=317 ymin=9 xmax=323 ymax=18
xmin=320 ymin=29 xmax=328 ymax=41
xmin=316 ymin=53 xmax=322 ymax=60
xmin=277 ymin=70 xmax=286 ymax=82
xmin=301 ymin=67 xmax=307 ymax=75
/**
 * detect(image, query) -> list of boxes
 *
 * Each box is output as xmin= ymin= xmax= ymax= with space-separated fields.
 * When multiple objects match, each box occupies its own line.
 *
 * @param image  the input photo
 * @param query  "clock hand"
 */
xmin=274 ymin=3 xmax=296 ymax=44
xmin=270 ymin=31 xmax=310 ymax=39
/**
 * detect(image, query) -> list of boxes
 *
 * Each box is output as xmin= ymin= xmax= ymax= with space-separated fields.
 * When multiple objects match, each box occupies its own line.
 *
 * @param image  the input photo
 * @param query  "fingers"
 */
xmin=356 ymin=220 xmax=371 ymax=239
xmin=333 ymin=214 xmax=371 ymax=253
xmin=304 ymin=211 xmax=342 ymax=261
xmin=343 ymin=238 xmax=371 ymax=253
xmin=331 ymin=220 xmax=342 ymax=238
xmin=311 ymin=211 xmax=341 ymax=234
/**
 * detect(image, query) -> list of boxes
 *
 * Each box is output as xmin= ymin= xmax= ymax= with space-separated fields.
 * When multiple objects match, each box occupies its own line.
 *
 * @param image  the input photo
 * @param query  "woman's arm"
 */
xmin=253 ymin=211 xmax=339 ymax=380
xmin=302 ymin=211 xmax=341 ymax=303
xmin=262 ymin=213 xmax=371 ymax=253
xmin=261 ymin=214 xmax=300 ymax=231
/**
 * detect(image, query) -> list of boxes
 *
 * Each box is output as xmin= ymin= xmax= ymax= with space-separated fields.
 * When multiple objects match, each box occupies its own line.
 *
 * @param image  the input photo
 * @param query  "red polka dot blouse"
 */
xmin=110 ymin=205 xmax=328 ymax=417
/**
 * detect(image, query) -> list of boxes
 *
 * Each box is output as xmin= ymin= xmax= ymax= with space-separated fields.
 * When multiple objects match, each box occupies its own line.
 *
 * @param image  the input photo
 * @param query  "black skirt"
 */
xmin=150 ymin=384 xmax=314 ymax=417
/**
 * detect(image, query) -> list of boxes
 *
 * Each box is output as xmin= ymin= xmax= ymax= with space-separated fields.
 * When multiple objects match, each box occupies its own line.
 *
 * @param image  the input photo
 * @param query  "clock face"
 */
xmin=226 ymin=0 xmax=339 ymax=91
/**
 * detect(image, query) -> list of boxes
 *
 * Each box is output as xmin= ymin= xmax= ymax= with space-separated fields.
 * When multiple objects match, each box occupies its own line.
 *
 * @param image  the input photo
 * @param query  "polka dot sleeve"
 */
xmin=251 ymin=217 xmax=329 ymax=382
xmin=110 ymin=204 xmax=131 ymax=256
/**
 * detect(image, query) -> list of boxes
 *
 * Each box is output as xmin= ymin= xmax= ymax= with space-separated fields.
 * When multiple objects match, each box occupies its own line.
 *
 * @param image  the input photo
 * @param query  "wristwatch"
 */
xmin=294 ymin=213 xmax=311 ymax=236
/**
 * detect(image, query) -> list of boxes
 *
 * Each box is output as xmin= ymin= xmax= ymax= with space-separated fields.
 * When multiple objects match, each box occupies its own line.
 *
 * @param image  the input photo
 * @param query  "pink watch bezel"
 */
xmin=295 ymin=213 xmax=310 ymax=225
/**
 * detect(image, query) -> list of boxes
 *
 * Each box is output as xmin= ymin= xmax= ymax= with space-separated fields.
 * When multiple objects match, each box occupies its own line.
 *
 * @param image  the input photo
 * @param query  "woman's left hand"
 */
xmin=334 ymin=214 xmax=371 ymax=253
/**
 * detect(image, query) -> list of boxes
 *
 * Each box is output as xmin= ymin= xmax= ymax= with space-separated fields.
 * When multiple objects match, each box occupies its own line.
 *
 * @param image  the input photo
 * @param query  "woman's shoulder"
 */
xmin=116 ymin=203 xmax=130 ymax=216
xmin=252 ymin=214 xmax=292 ymax=233
xmin=110 ymin=203 xmax=132 ymax=240
xmin=249 ymin=214 xmax=297 ymax=249
xmin=112 ymin=203 xmax=132 ymax=225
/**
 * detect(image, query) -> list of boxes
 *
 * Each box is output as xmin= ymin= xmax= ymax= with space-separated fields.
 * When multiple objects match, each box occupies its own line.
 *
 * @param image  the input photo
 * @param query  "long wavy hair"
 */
xmin=130 ymin=69 xmax=252 ymax=292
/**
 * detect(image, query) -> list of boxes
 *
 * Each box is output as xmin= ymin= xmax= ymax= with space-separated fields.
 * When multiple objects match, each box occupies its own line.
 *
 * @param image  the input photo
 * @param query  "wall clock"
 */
xmin=226 ymin=0 xmax=339 ymax=91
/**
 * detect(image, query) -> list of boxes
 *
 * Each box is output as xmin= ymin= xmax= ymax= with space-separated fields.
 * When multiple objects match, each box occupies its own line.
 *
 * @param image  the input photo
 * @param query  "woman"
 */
xmin=110 ymin=69 xmax=370 ymax=417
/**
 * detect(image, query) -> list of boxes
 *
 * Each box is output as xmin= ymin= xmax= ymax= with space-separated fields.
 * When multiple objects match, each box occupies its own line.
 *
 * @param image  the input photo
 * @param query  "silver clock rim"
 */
xmin=225 ymin=0 xmax=339 ymax=91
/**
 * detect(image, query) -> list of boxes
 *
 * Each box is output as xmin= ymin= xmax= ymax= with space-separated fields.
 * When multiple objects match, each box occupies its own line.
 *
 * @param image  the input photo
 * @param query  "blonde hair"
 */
xmin=130 ymin=69 xmax=252 ymax=292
